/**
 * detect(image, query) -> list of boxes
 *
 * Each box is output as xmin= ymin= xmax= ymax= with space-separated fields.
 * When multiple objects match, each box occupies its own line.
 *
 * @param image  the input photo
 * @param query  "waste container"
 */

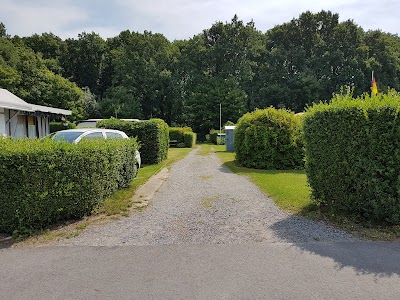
xmin=225 ymin=126 xmax=235 ymax=152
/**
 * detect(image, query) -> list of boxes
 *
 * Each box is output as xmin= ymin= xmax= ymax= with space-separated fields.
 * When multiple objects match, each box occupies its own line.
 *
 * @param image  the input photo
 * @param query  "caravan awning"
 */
xmin=0 ymin=89 xmax=72 ymax=116
xmin=0 ymin=89 xmax=33 ymax=112
xmin=31 ymin=104 xmax=72 ymax=116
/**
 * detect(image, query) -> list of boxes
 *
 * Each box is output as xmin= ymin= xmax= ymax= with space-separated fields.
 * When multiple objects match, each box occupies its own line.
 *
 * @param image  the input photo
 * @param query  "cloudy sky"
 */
xmin=1 ymin=0 xmax=399 ymax=40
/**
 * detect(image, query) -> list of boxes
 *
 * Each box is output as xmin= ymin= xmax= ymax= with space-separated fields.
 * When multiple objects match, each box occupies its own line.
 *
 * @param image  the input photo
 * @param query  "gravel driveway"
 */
xmin=63 ymin=147 xmax=355 ymax=246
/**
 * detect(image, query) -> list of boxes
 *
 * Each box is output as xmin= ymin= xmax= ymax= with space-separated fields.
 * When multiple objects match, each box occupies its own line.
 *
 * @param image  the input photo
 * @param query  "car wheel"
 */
xmin=133 ymin=163 xmax=139 ymax=178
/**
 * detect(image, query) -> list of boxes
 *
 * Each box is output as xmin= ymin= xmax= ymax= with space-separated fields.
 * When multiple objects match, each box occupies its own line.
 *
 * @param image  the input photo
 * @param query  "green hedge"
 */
xmin=209 ymin=129 xmax=225 ymax=145
xmin=50 ymin=121 xmax=76 ymax=133
xmin=0 ymin=138 xmax=139 ymax=234
xmin=97 ymin=118 xmax=169 ymax=164
xmin=169 ymin=127 xmax=196 ymax=148
xmin=235 ymin=107 xmax=304 ymax=169
xmin=184 ymin=132 xmax=196 ymax=148
xmin=303 ymin=90 xmax=400 ymax=224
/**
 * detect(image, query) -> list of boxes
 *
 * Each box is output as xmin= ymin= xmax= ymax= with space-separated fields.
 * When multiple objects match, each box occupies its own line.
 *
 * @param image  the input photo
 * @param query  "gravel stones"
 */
xmin=62 ymin=148 xmax=355 ymax=246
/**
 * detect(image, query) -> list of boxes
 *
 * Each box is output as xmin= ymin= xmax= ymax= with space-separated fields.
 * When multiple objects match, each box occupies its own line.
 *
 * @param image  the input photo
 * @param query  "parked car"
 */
xmin=76 ymin=119 xmax=142 ymax=128
xmin=50 ymin=128 xmax=141 ymax=170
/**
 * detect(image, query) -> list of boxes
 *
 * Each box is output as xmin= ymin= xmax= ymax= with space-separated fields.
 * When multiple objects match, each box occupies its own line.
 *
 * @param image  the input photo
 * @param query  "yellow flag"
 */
xmin=372 ymin=75 xmax=378 ymax=95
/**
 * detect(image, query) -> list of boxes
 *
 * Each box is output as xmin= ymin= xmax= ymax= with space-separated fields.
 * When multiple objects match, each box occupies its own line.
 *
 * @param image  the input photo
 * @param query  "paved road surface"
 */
xmin=1 ymin=148 xmax=399 ymax=299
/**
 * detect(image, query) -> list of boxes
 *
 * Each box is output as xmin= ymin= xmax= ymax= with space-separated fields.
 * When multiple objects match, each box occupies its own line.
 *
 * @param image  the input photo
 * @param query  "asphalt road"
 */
xmin=1 ymin=242 xmax=400 ymax=300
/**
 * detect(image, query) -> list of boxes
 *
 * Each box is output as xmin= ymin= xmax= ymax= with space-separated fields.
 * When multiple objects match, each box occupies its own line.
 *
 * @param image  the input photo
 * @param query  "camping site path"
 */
xmin=62 ymin=147 xmax=354 ymax=246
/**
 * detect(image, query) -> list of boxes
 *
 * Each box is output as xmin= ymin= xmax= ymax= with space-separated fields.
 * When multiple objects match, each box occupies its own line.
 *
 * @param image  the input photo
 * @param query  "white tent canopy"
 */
xmin=0 ymin=89 xmax=72 ymax=115
xmin=0 ymin=89 xmax=33 ymax=112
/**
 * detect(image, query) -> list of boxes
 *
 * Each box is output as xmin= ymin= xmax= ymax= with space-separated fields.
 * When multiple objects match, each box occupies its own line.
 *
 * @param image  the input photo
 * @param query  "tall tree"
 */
xmin=0 ymin=38 xmax=83 ymax=119
xmin=61 ymin=32 xmax=106 ymax=94
xmin=0 ymin=22 xmax=8 ymax=38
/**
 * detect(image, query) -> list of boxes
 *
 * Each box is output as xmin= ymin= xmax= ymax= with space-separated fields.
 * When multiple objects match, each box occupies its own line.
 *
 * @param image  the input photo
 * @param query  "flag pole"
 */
xmin=219 ymin=103 xmax=222 ymax=134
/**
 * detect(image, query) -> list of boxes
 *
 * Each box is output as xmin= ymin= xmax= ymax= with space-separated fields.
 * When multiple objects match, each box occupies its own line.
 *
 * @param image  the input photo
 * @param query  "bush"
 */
xmin=209 ymin=129 xmax=225 ymax=145
xmin=303 ymin=90 xmax=400 ymax=224
xmin=235 ymin=107 xmax=304 ymax=169
xmin=169 ymin=127 xmax=196 ymax=148
xmin=0 ymin=138 xmax=139 ymax=234
xmin=97 ymin=118 xmax=169 ymax=164
xmin=50 ymin=121 xmax=76 ymax=133
xmin=184 ymin=132 xmax=196 ymax=148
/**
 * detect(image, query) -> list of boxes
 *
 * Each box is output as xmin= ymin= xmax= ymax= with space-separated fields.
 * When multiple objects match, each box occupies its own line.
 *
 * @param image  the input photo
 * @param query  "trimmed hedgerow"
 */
xmin=97 ymin=118 xmax=169 ymax=164
xmin=0 ymin=137 xmax=139 ymax=234
xmin=169 ymin=127 xmax=196 ymax=148
xmin=184 ymin=132 xmax=196 ymax=148
xmin=235 ymin=107 xmax=304 ymax=170
xmin=303 ymin=90 xmax=400 ymax=224
xmin=50 ymin=121 xmax=76 ymax=133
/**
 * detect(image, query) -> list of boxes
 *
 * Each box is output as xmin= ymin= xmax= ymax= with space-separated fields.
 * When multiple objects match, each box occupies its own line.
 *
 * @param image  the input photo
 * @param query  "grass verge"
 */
xmin=13 ymin=147 xmax=193 ymax=247
xmin=209 ymin=144 xmax=400 ymax=241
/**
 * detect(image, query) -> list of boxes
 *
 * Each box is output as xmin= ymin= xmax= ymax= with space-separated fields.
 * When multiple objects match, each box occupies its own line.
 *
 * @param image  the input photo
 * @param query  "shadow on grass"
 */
xmin=220 ymin=159 xmax=400 ymax=277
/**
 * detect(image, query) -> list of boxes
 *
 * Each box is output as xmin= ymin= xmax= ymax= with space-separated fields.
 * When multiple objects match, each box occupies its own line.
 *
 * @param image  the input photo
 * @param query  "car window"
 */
xmin=82 ymin=132 xmax=104 ymax=139
xmin=106 ymin=132 xmax=123 ymax=139
xmin=52 ymin=131 xmax=85 ymax=143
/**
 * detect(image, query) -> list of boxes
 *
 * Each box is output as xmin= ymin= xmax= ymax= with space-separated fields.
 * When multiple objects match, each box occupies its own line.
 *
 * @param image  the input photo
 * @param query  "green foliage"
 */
xmin=209 ymin=129 xmax=225 ymax=145
xmin=0 ymin=138 xmax=138 ymax=234
xmin=60 ymin=32 xmax=106 ymax=95
xmin=185 ymin=76 xmax=247 ymax=139
xmin=183 ymin=132 xmax=196 ymax=148
xmin=4 ymin=11 xmax=400 ymax=128
xmin=235 ymin=107 xmax=304 ymax=169
xmin=99 ymin=31 xmax=179 ymax=123
xmin=0 ymin=37 xmax=83 ymax=119
xmin=97 ymin=118 xmax=169 ymax=164
xmin=209 ymin=130 xmax=218 ymax=144
xmin=50 ymin=121 xmax=77 ymax=133
xmin=169 ymin=127 xmax=195 ymax=148
xmin=303 ymin=90 xmax=400 ymax=224
xmin=0 ymin=22 xmax=8 ymax=38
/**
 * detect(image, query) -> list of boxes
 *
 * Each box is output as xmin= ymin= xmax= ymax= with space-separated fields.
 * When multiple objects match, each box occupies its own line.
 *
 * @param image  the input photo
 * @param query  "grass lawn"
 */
xmin=206 ymin=144 xmax=400 ymax=241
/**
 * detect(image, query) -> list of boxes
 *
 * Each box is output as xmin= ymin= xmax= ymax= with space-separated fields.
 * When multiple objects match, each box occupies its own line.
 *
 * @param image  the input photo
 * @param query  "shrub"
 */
xmin=209 ymin=129 xmax=225 ymax=145
xmin=184 ymin=132 xmax=196 ymax=148
xmin=209 ymin=130 xmax=218 ymax=144
xmin=169 ymin=127 xmax=196 ymax=148
xmin=97 ymin=118 xmax=169 ymax=164
xmin=50 ymin=121 xmax=76 ymax=133
xmin=235 ymin=107 xmax=304 ymax=169
xmin=303 ymin=90 xmax=400 ymax=224
xmin=0 ymin=138 xmax=139 ymax=234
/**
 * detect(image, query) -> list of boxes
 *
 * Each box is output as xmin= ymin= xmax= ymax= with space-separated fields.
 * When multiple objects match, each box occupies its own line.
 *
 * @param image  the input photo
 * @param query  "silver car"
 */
xmin=51 ymin=128 xmax=141 ymax=170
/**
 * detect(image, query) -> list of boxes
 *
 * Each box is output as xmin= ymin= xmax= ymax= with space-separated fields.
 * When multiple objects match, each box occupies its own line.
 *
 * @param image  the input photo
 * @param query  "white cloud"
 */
xmin=1 ymin=0 xmax=399 ymax=40
xmin=1 ymin=0 xmax=87 ymax=37
xmin=113 ymin=0 xmax=400 ymax=40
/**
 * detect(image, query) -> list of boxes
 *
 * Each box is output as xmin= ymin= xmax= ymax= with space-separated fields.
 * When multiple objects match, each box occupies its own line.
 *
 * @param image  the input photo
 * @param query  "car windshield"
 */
xmin=52 ymin=131 xmax=84 ymax=143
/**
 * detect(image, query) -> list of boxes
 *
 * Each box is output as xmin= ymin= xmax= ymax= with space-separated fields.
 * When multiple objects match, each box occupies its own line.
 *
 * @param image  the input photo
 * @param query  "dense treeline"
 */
xmin=1 ymin=11 xmax=400 ymax=137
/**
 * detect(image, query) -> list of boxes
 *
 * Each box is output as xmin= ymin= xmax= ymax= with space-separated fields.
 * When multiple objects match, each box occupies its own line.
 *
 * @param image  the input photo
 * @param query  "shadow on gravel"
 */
xmin=218 ymin=165 xmax=233 ymax=174
xmin=0 ymin=234 xmax=13 ymax=249
xmin=270 ymin=215 xmax=400 ymax=277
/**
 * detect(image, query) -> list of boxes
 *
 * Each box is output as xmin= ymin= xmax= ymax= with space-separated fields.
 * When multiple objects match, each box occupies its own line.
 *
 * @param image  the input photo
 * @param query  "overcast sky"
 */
xmin=1 ymin=0 xmax=399 ymax=40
